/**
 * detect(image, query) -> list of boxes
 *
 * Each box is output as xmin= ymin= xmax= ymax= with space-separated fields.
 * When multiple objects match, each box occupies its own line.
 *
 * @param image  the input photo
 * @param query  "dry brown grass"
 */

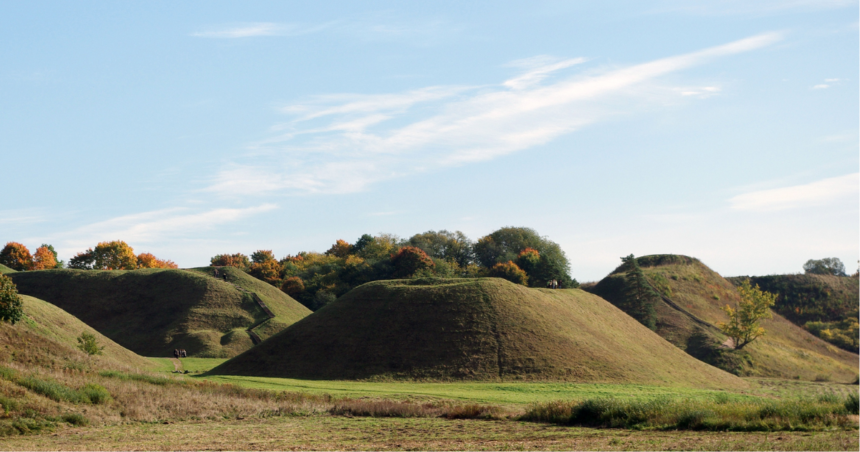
xmin=329 ymin=399 xmax=505 ymax=419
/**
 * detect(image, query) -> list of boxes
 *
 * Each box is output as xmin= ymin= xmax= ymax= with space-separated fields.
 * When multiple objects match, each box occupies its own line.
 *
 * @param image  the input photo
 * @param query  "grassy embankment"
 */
xmin=588 ymin=255 xmax=858 ymax=382
xmin=0 ymin=263 xmax=17 ymax=274
xmin=8 ymin=267 xmax=310 ymax=358
xmin=211 ymin=277 xmax=743 ymax=390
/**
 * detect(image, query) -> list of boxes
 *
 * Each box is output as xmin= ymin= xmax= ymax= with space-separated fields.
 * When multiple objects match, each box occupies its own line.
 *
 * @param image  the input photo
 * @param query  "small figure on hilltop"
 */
xmin=180 ymin=349 xmax=187 ymax=358
xmin=222 ymin=273 xmax=228 ymax=282
xmin=173 ymin=349 xmax=179 ymax=359
xmin=213 ymin=268 xmax=220 ymax=277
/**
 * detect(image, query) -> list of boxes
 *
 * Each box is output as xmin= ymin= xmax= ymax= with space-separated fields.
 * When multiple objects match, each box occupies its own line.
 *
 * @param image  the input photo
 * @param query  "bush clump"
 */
xmin=520 ymin=396 xmax=857 ymax=431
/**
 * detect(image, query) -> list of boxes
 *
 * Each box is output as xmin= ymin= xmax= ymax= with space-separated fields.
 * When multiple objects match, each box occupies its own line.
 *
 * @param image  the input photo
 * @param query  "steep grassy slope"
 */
xmin=0 ymin=264 xmax=16 ymax=274
xmin=8 ymin=268 xmax=311 ymax=358
xmin=588 ymin=255 xmax=858 ymax=382
xmin=211 ymin=278 xmax=745 ymax=389
xmin=726 ymin=274 xmax=858 ymax=325
xmin=0 ymin=295 xmax=155 ymax=371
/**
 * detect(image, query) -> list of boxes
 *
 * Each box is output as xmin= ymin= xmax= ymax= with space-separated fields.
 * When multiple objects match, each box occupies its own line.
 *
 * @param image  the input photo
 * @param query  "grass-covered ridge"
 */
xmin=0 ymin=263 xmax=16 ymax=274
xmin=8 ymin=267 xmax=311 ymax=358
xmin=210 ymin=277 xmax=744 ymax=389
xmin=588 ymin=255 xmax=859 ymax=382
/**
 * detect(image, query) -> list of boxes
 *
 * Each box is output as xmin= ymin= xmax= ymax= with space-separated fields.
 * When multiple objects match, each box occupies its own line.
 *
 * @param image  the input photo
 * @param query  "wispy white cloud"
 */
xmin=191 ymin=22 xmax=335 ymax=38
xmin=656 ymin=0 xmax=855 ymax=16
xmin=812 ymin=84 xmax=830 ymax=89
xmin=0 ymin=208 xmax=46 ymax=226
xmin=207 ymin=32 xmax=782 ymax=196
xmin=57 ymin=204 xmax=277 ymax=255
xmin=729 ymin=173 xmax=859 ymax=211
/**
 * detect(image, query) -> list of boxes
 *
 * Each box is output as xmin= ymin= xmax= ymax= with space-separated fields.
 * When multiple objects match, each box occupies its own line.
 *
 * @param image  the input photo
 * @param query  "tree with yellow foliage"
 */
xmin=718 ymin=280 xmax=777 ymax=350
xmin=93 ymin=241 xmax=138 ymax=270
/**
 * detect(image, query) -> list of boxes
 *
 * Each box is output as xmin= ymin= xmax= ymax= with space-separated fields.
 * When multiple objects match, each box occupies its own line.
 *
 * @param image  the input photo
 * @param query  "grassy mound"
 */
xmin=0 ymin=264 xmax=16 ymax=274
xmin=8 ymin=267 xmax=311 ymax=358
xmin=210 ymin=278 xmax=745 ymax=389
xmin=0 ymin=295 xmax=155 ymax=371
xmin=588 ymin=255 xmax=858 ymax=382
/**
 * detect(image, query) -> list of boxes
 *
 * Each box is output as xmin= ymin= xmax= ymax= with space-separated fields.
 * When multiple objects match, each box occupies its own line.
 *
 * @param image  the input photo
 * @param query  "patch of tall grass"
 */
xmin=329 ymin=399 xmax=503 ymax=419
xmin=98 ymin=370 xmax=180 ymax=386
xmin=520 ymin=395 xmax=858 ymax=431
xmin=17 ymin=376 xmax=111 ymax=405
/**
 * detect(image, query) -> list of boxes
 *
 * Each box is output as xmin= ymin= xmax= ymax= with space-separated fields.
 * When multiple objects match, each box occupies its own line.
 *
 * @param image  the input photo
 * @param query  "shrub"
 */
xmin=0 ymin=275 xmax=23 ymax=325
xmin=76 ymin=331 xmax=104 ymax=356
xmin=79 ymin=384 xmax=112 ymax=404
xmin=0 ymin=243 xmax=32 ymax=271
xmin=61 ymin=413 xmax=88 ymax=426
xmin=844 ymin=392 xmax=859 ymax=414
xmin=488 ymin=261 xmax=528 ymax=286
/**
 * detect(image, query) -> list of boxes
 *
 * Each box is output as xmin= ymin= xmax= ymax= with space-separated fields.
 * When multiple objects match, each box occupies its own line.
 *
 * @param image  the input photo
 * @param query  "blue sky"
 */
xmin=1 ymin=0 xmax=857 ymax=281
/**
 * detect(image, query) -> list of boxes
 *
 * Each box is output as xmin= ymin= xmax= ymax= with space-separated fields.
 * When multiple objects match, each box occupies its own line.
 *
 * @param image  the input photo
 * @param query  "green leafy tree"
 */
xmin=488 ymin=261 xmax=528 ymax=286
xmin=251 ymin=250 xmax=276 ymax=264
xmin=803 ymin=258 xmax=848 ymax=276
xmin=355 ymin=234 xmax=403 ymax=261
xmin=76 ymin=331 xmax=104 ymax=355
xmin=620 ymin=255 xmax=658 ymax=330
xmin=391 ymin=246 xmax=435 ymax=278
xmin=0 ymin=274 xmax=23 ymax=324
xmin=473 ymin=227 xmax=577 ymax=288
xmin=407 ymin=230 xmax=474 ymax=267
xmin=719 ymin=279 xmax=777 ymax=350
xmin=68 ymin=248 xmax=96 ymax=270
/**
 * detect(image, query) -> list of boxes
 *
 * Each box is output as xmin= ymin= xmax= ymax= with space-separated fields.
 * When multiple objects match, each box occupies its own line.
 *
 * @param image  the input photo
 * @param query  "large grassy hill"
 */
xmin=8 ymin=267 xmax=311 ymax=358
xmin=0 ymin=264 xmax=16 ymax=274
xmin=588 ymin=255 xmax=858 ymax=382
xmin=210 ymin=277 xmax=745 ymax=389
xmin=0 ymin=295 xmax=156 ymax=371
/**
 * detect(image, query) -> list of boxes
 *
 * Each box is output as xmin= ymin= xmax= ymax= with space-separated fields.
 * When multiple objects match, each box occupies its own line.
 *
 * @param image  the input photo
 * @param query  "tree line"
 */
xmin=211 ymin=227 xmax=578 ymax=311
xmin=0 ymin=241 xmax=177 ymax=271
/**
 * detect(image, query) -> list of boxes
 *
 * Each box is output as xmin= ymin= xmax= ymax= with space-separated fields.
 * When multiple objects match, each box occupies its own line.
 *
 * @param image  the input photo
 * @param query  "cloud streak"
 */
xmin=207 ymin=32 xmax=783 ymax=196
xmin=192 ymin=22 xmax=334 ymax=38
xmin=57 ymin=204 xmax=277 ymax=255
xmin=729 ymin=173 xmax=859 ymax=211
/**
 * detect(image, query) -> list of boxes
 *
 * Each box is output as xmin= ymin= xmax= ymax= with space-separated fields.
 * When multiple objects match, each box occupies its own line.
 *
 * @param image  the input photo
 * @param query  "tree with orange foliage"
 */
xmin=488 ymin=261 xmax=528 ymax=286
xmin=325 ymin=239 xmax=353 ymax=258
xmin=210 ymin=253 xmax=250 ymax=270
xmin=0 ymin=242 xmax=33 ymax=271
xmin=137 ymin=252 xmax=178 ymax=269
xmin=281 ymin=276 xmax=305 ymax=299
xmin=32 ymin=246 xmax=58 ymax=270
xmin=250 ymin=259 xmax=282 ymax=286
xmin=516 ymin=247 xmax=540 ymax=276
xmin=391 ymin=246 xmax=435 ymax=278
xmin=93 ymin=241 xmax=137 ymax=270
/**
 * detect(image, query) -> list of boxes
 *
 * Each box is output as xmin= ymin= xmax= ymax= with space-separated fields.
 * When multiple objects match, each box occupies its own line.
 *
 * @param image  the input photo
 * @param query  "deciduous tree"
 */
xmin=0 ymin=274 xmax=23 ymax=324
xmin=93 ymin=241 xmax=137 ymax=270
xmin=32 ymin=246 xmax=58 ymax=270
xmin=719 ymin=280 xmax=777 ymax=350
xmin=391 ymin=246 xmax=435 ymax=278
xmin=68 ymin=249 xmax=95 ymax=270
xmin=473 ymin=227 xmax=576 ymax=288
xmin=249 ymin=259 xmax=282 ymax=286
xmin=488 ymin=261 xmax=528 ymax=286
xmin=137 ymin=253 xmax=178 ymax=269
xmin=0 ymin=242 xmax=33 ymax=271
xmin=325 ymin=240 xmax=353 ymax=258
xmin=803 ymin=258 xmax=848 ymax=276
xmin=251 ymin=250 xmax=276 ymax=264
xmin=210 ymin=253 xmax=250 ymax=270
xmin=280 ymin=276 xmax=305 ymax=299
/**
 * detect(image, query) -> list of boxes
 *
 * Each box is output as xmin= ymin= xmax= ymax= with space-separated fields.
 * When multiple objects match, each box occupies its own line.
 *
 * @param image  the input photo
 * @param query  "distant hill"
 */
xmin=0 ymin=263 xmax=16 ymax=274
xmin=0 ymin=295 xmax=156 ymax=371
xmin=210 ymin=277 xmax=745 ymax=389
xmin=588 ymin=255 xmax=858 ymax=382
xmin=8 ymin=267 xmax=311 ymax=358
xmin=726 ymin=273 xmax=858 ymax=353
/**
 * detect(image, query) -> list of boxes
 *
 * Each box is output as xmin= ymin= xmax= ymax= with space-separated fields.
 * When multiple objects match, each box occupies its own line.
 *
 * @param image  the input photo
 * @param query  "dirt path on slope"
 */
xmin=171 ymin=358 xmax=182 ymax=372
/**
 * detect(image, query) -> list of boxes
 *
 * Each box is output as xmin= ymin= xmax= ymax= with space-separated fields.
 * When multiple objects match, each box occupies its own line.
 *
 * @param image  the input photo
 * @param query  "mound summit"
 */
xmin=588 ymin=255 xmax=858 ymax=382
xmin=9 ymin=267 xmax=311 ymax=358
xmin=211 ymin=278 xmax=744 ymax=389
